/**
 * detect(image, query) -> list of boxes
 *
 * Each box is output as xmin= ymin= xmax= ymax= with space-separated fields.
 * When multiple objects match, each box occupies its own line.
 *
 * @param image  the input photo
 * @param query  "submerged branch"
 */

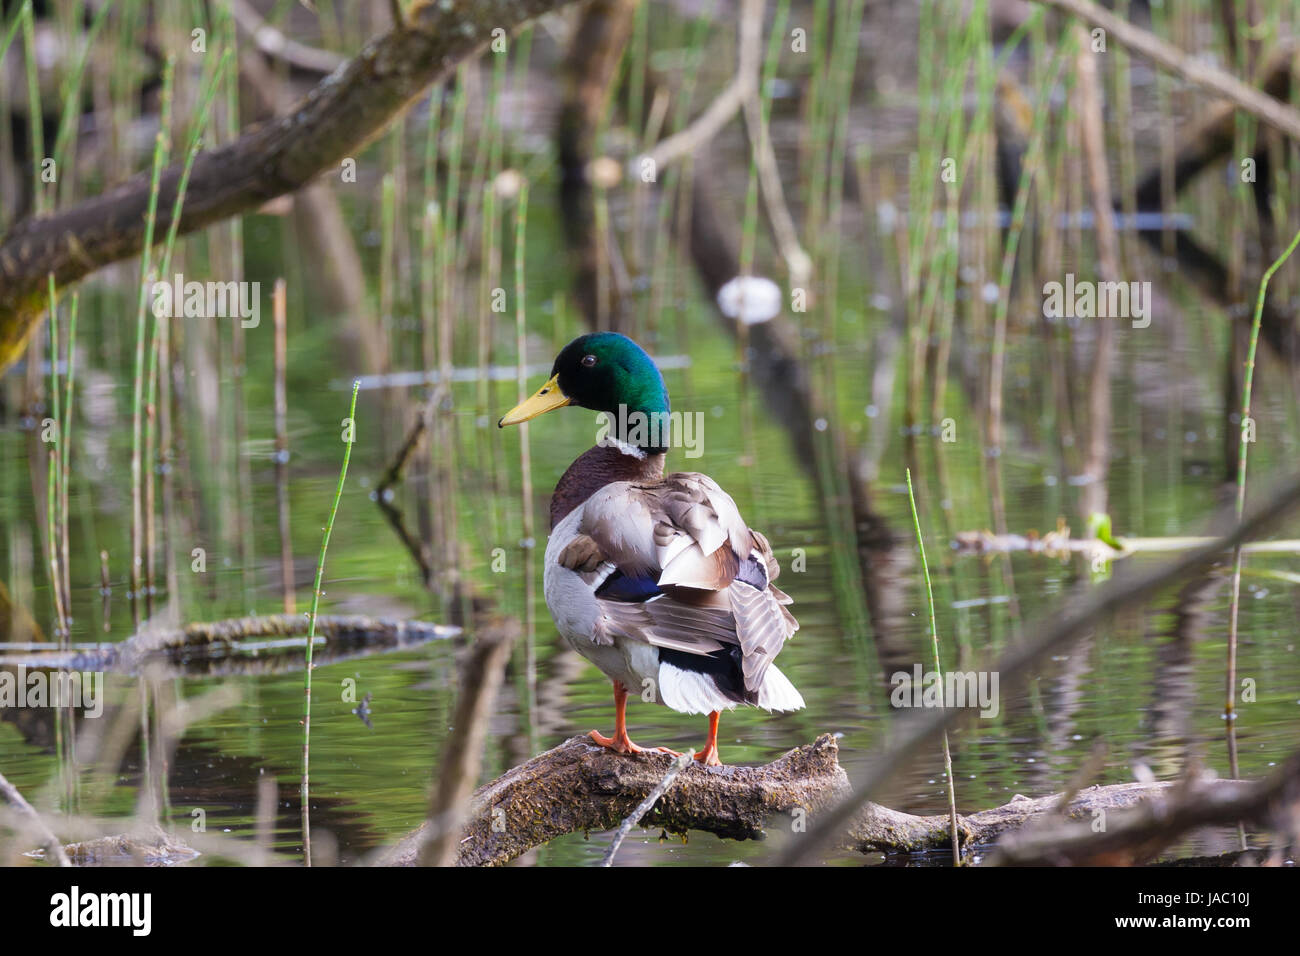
xmin=420 ymin=618 xmax=519 ymax=866
xmin=0 ymin=613 xmax=459 ymax=675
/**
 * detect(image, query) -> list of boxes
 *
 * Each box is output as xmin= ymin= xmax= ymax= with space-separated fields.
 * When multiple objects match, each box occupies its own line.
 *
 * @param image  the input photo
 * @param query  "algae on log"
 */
xmin=844 ymin=779 xmax=1255 ymax=856
xmin=382 ymin=734 xmax=1268 ymax=865
xmin=383 ymin=734 xmax=851 ymax=866
xmin=0 ymin=0 xmax=579 ymax=371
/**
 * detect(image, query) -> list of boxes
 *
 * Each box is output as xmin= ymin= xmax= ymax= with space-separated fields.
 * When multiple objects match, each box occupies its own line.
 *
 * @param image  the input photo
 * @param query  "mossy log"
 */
xmin=384 ymin=734 xmax=1262 ymax=865
xmin=845 ymin=780 xmax=1254 ymax=856
xmin=47 ymin=826 xmax=201 ymax=867
xmin=384 ymin=734 xmax=851 ymax=866
xmin=988 ymin=753 xmax=1299 ymax=865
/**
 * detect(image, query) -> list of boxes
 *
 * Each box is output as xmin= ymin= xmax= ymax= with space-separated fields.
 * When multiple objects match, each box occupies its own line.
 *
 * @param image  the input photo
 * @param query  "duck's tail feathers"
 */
xmin=756 ymin=662 xmax=805 ymax=712
xmin=658 ymin=655 xmax=804 ymax=714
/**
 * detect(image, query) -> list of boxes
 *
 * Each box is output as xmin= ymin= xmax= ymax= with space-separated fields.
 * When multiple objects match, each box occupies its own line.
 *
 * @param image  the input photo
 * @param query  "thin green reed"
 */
xmin=1225 ymin=223 xmax=1300 ymax=784
xmin=422 ymin=86 xmax=444 ymax=209
xmin=380 ymin=172 xmax=397 ymax=343
xmin=928 ymin=0 xmax=1001 ymax=642
xmin=129 ymin=57 xmax=175 ymax=629
xmin=906 ymin=468 xmax=960 ymax=865
xmin=155 ymin=39 xmax=229 ymax=252
xmin=420 ymin=200 xmax=441 ymax=372
xmin=930 ymin=0 xmax=997 ymax=656
xmin=627 ymin=2 xmax=648 ymax=146
xmin=60 ymin=293 xmax=79 ymax=618
xmin=51 ymin=0 xmax=117 ymax=206
xmin=983 ymin=31 xmax=1073 ymax=644
xmin=737 ymin=0 xmax=791 ymax=276
xmin=901 ymin=1 xmax=956 ymax=470
xmin=905 ymin=0 xmax=942 ymax=293
xmin=730 ymin=2 xmax=790 ymax=527
xmin=314 ymin=0 xmax=342 ymax=50
xmin=990 ymin=38 xmax=1075 ymax=431
xmin=819 ymin=0 xmax=864 ymax=242
xmin=648 ymin=0 xmax=716 ymax=349
xmin=155 ymin=50 xmax=231 ymax=275
xmin=815 ymin=0 xmax=865 ymax=430
xmin=46 ymin=281 xmax=68 ymax=640
xmin=45 ymin=447 xmax=67 ymax=805
xmin=459 ymin=46 xmax=508 ymax=275
xmin=0 ymin=1 xmax=26 ymax=65
xmin=507 ymin=26 xmax=534 ymax=171
xmin=50 ymin=276 xmax=71 ymax=801
xmin=46 ymin=276 xmax=61 ymax=486
xmin=759 ymin=0 xmax=794 ymax=256
xmin=302 ymin=379 xmax=360 ymax=867
xmin=808 ymin=0 xmax=857 ymax=247
xmin=800 ymin=0 xmax=830 ymax=227
xmin=513 ymin=180 xmax=538 ymax=751
xmin=964 ymin=7 xmax=1037 ymax=182
xmin=443 ymin=68 xmax=470 ymax=249
xmin=104 ymin=0 xmax=142 ymax=180
xmin=142 ymin=48 xmax=230 ymax=610
xmin=19 ymin=0 xmax=44 ymax=213
xmin=0 ymin=2 xmax=26 ymax=232
xmin=908 ymin=0 xmax=981 ymax=299
xmin=800 ymin=0 xmax=876 ymax=667
xmin=478 ymin=184 xmax=503 ymax=547
xmin=912 ymin=0 xmax=990 ymax=440
xmin=435 ymin=69 xmax=470 ymax=383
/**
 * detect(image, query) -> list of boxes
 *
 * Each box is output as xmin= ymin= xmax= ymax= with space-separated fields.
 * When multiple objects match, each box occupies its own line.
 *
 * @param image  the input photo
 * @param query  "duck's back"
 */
xmin=544 ymin=447 xmax=803 ymax=713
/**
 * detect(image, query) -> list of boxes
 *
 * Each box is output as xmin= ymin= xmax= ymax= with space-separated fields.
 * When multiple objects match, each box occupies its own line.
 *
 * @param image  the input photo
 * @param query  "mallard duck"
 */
xmin=498 ymin=332 xmax=804 ymax=765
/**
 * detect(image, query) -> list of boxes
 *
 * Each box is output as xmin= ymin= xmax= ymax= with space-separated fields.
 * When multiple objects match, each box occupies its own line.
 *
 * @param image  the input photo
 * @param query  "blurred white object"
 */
xmin=493 ymin=169 xmax=524 ymax=199
xmin=716 ymin=276 xmax=782 ymax=325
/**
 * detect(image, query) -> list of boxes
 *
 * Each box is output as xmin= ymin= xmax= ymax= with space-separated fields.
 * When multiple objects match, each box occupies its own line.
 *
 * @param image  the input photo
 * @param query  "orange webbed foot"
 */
xmin=588 ymin=729 xmax=680 ymax=757
xmin=693 ymin=743 xmax=723 ymax=767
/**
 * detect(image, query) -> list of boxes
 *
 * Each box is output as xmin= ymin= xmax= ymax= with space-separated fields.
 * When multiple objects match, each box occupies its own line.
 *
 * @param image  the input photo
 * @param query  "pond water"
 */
xmin=3 ymin=300 xmax=1298 ymax=867
xmin=3 ymin=1 xmax=1299 ymax=868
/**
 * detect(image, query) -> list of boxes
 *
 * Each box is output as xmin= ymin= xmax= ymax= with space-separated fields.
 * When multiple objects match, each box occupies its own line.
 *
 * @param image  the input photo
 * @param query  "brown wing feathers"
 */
xmin=574 ymin=473 xmax=798 ymax=692
xmin=556 ymin=534 xmax=604 ymax=573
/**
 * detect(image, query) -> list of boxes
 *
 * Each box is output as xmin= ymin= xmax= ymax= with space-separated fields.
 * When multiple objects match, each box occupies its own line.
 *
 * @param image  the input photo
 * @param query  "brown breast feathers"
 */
xmin=550 ymin=444 xmax=666 ymax=528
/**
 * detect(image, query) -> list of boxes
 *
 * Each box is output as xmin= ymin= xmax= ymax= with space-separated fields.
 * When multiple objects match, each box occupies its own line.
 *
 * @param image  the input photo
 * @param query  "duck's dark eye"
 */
xmin=581 ymin=354 xmax=597 ymax=367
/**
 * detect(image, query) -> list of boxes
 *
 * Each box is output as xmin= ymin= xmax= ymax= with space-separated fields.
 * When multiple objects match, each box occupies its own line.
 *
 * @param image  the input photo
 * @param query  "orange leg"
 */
xmin=694 ymin=711 xmax=723 ymax=766
xmin=589 ymin=681 xmax=680 ymax=756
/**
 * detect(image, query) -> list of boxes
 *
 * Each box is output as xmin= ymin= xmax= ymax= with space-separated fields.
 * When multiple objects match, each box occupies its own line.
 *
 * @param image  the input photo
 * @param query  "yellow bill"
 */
xmin=498 ymin=373 xmax=570 ymax=426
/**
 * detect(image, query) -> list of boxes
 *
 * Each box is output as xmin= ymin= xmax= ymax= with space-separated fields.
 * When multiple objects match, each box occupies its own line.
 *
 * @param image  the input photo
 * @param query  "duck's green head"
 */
xmin=498 ymin=333 xmax=670 ymax=450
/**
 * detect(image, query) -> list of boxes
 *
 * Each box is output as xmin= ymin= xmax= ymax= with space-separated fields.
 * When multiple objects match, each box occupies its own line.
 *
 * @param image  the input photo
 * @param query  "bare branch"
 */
xmin=0 ymin=770 xmax=72 ymax=866
xmin=777 ymin=468 xmax=1300 ymax=865
xmin=420 ymin=618 xmax=519 ymax=866
xmin=990 ymin=752 xmax=1300 ymax=865
xmin=1032 ymin=0 xmax=1300 ymax=142
xmin=0 ymin=0 xmax=580 ymax=370
xmin=602 ymin=751 xmax=693 ymax=866
xmin=635 ymin=0 xmax=762 ymax=173
xmin=228 ymin=0 xmax=346 ymax=75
